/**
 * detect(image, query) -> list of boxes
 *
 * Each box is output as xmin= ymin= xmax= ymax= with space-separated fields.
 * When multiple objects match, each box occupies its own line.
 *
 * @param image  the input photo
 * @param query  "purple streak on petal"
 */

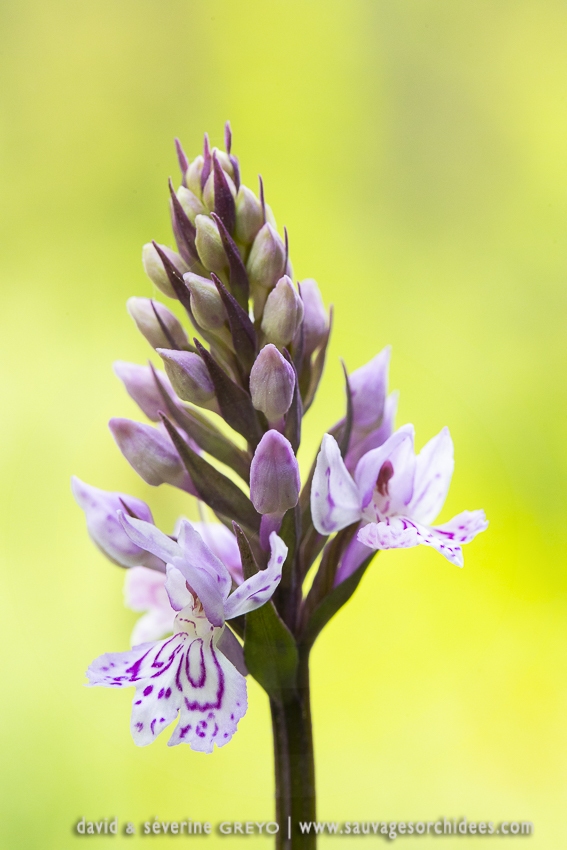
xmin=223 ymin=532 xmax=286 ymax=619
xmin=310 ymin=434 xmax=362 ymax=535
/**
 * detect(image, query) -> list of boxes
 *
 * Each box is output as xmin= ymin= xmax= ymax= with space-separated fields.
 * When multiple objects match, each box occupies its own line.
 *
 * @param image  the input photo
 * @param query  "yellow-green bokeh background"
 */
xmin=1 ymin=1 xmax=566 ymax=847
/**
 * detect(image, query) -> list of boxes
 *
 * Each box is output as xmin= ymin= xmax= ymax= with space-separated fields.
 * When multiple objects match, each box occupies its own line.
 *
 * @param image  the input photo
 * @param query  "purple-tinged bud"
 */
xmin=142 ymin=243 xmax=189 ymax=299
xmin=109 ymin=418 xmax=194 ymax=492
xmin=113 ymin=361 xmax=174 ymax=421
xmin=184 ymin=272 xmax=228 ymax=331
xmin=249 ymin=344 xmax=295 ymax=421
xmin=299 ymin=278 xmax=329 ymax=355
xmin=156 ymin=349 xmax=217 ymax=409
xmin=234 ymin=185 xmax=264 ymax=245
xmin=126 ymin=297 xmax=188 ymax=351
xmin=71 ymin=477 xmax=164 ymax=570
xmin=202 ymin=163 xmax=237 ymax=212
xmin=195 ymin=214 xmax=229 ymax=276
xmin=250 ymin=430 xmax=300 ymax=515
xmin=177 ymin=186 xmax=207 ymax=224
xmin=246 ymin=223 xmax=287 ymax=294
xmin=261 ymin=276 xmax=304 ymax=348
xmin=186 ymin=155 xmax=204 ymax=198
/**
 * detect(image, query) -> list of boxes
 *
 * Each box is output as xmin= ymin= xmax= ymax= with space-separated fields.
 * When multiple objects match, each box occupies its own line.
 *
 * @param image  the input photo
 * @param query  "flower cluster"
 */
xmin=74 ymin=125 xmax=487 ymax=753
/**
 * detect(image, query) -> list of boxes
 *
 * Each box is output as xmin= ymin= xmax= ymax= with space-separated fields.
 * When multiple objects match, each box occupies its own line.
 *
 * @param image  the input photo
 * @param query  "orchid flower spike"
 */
xmin=87 ymin=516 xmax=287 ymax=751
xmin=311 ymin=425 xmax=488 ymax=580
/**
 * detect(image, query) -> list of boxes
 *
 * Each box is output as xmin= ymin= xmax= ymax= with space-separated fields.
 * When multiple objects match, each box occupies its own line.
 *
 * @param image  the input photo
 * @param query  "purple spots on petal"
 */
xmin=150 ymin=719 xmax=157 ymax=735
xmin=165 ymin=687 xmax=172 ymax=699
xmin=158 ymin=688 xmax=165 ymax=699
xmin=135 ymin=700 xmax=142 ymax=705
xmin=224 ymin=733 xmax=228 ymax=738
xmin=159 ymin=717 xmax=165 ymax=723
xmin=179 ymin=724 xmax=191 ymax=739
xmin=277 ymin=555 xmax=283 ymax=564
xmin=136 ymin=722 xmax=144 ymax=731
xmin=230 ymin=714 xmax=234 ymax=720
xmin=143 ymin=685 xmax=153 ymax=696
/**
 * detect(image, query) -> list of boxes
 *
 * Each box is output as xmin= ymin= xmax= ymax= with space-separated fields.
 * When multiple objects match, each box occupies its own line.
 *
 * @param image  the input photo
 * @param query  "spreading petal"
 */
xmin=311 ymin=434 xmax=362 ymax=535
xmin=176 ymin=520 xmax=232 ymax=599
xmin=119 ymin=512 xmax=181 ymax=564
xmin=223 ymin=532 xmax=286 ymax=619
xmin=355 ymin=425 xmax=415 ymax=515
xmin=431 ymin=510 xmax=489 ymax=546
xmin=408 ymin=426 xmax=454 ymax=525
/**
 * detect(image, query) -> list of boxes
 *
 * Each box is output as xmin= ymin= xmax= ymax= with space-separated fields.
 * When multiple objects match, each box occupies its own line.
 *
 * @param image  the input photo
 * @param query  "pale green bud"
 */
xmin=177 ymin=186 xmax=207 ymax=224
xmin=186 ymin=155 xmax=204 ymax=198
xmin=234 ymin=185 xmax=264 ymax=245
xmin=195 ymin=214 xmax=228 ymax=276
xmin=261 ymin=276 xmax=304 ymax=347
xmin=126 ymin=297 xmax=189 ymax=350
xmin=142 ymin=243 xmax=188 ymax=299
xmin=185 ymin=273 xmax=227 ymax=331
xmin=156 ymin=349 xmax=216 ymax=408
xmin=247 ymin=223 xmax=286 ymax=293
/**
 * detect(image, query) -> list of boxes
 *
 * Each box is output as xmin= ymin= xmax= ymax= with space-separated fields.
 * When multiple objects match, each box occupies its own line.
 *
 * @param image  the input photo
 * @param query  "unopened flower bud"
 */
xmin=184 ymin=273 xmax=227 ymax=331
xmin=261 ymin=276 xmax=304 ymax=348
xmin=250 ymin=430 xmax=300 ymax=515
xmin=126 ymin=297 xmax=188 ymax=350
xmin=299 ymin=278 xmax=328 ymax=354
xmin=246 ymin=223 xmax=287 ymax=293
xmin=186 ymin=155 xmax=204 ymax=198
xmin=202 ymin=167 xmax=237 ymax=212
xmin=71 ymin=477 xmax=164 ymax=570
xmin=234 ymin=185 xmax=264 ymax=245
xmin=113 ymin=361 xmax=174 ymax=421
xmin=109 ymin=418 xmax=193 ymax=492
xmin=156 ymin=349 xmax=216 ymax=409
xmin=176 ymin=186 xmax=207 ymax=224
xmin=195 ymin=214 xmax=228 ymax=276
xmin=250 ymin=344 xmax=295 ymax=421
xmin=142 ymin=243 xmax=188 ymax=299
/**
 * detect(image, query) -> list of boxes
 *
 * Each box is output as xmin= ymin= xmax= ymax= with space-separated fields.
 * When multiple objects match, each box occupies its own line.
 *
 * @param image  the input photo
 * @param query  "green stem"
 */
xmin=270 ymin=649 xmax=316 ymax=849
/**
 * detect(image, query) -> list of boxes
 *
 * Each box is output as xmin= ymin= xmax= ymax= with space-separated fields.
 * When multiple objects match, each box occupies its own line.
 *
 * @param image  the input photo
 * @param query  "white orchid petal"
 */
xmin=409 ymin=426 xmax=454 ymax=524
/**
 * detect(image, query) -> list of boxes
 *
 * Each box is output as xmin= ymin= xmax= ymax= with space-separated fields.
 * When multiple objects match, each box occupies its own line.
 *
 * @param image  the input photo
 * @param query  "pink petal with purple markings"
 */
xmin=119 ymin=512 xmax=180 ymax=564
xmin=345 ymin=391 xmax=398 ymax=473
xmin=311 ymin=434 xmax=362 ymax=535
xmin=223 ymin=532 xmax=286 ymax=619
xmin=192 ymin=522 xmax=242 ymax=583
xmin=348 ymin=346 xmax=391 ymax=432
xmin=355 ymin=424 xmax=415 ymax=516
xmin=87 ymin=602 xmax=247 ymax=751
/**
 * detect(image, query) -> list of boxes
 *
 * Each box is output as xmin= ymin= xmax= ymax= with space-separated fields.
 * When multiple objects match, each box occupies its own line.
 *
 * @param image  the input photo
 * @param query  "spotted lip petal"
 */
xmin=87 ymin=603 xmax=247 ymax=751
xmin=311 ymin=434 xmax=362 ymax=535
xmin=223 ymin=532 xmax=286 ymax=619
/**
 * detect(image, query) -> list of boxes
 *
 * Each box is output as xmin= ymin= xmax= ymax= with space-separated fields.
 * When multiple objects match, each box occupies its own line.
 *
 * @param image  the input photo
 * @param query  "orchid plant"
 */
xmin=73 ymin=124 xmax=487 ymax=848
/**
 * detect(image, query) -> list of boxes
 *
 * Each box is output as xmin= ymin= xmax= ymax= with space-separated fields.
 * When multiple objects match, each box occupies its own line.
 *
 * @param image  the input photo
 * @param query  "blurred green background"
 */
xmin=1 ymin=0 xmax=566 ymax=846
